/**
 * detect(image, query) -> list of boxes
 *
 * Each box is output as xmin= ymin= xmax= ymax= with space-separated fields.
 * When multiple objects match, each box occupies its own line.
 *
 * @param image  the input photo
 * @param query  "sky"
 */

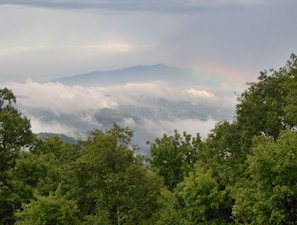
xmin=0 ymin=0 xmax=296 ymax=82
xmin=0 ymin=0 xmax=297 ymax=143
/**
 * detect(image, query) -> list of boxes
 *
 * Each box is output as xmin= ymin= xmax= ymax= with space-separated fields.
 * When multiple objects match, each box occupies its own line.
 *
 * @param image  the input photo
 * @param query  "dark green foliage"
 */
xmin=236 ymin=53 xmax=297 ymax=145
xmin=284 ymin=54 xmax=297 ymax=127
xmin=201 ymin=121 xmax=243 ymax=184
xmin=0 ymin=88 xmax=35 ymax=225
xmin=0 ymin=88 xmax=34 ymax=173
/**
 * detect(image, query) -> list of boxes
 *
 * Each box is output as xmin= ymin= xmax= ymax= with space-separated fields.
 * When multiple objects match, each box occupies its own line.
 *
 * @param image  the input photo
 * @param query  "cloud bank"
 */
xmin=2 ymin=80 xmax=236 ymax=150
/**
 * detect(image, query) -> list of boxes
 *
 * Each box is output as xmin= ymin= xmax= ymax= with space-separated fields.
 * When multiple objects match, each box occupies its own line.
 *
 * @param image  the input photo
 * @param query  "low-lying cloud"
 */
xmin=2 ymin=80 xmax=237 ymax=152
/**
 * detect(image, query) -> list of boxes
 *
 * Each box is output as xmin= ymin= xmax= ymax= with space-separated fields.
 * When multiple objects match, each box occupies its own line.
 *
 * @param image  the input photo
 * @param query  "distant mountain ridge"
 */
xmin=52 ymin=64 xmax=196 ymax=86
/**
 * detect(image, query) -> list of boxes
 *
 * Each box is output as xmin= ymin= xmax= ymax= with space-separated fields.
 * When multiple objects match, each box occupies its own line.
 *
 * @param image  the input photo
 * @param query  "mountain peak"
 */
xmin=52 ymin=64 xmax=186 ymax=86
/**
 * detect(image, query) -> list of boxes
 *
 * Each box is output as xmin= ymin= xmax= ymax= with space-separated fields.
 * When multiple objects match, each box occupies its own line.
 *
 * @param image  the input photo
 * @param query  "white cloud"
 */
xmin=5 ymin=81 xmax=112 ymax=115
xmin=2 ymin=80 xmax=235 ymax=141
xmin=184 ymin=88 xmax=215 ymax=98
xmin=159 ymin=118 xmax=218 ymax=138
xmin=29 ymin=117 xmax=77 ymax=135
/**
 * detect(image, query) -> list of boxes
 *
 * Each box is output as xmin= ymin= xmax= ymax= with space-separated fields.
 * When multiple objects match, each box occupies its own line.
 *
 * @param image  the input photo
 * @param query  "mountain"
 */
xmin=36 ymin=132 xmax=77 ymax=144
xmin=52 ymin=64 xmax=196 ymax=86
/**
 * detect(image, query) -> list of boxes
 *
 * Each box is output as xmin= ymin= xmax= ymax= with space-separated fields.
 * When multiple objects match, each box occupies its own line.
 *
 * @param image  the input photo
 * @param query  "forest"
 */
xmin=1 ymin=54 xmax=297 ymax=225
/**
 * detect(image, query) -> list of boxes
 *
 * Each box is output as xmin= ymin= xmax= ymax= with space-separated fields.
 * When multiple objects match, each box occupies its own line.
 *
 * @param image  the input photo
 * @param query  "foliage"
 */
xmin=149 ymin=130 xmax=201 ymax=190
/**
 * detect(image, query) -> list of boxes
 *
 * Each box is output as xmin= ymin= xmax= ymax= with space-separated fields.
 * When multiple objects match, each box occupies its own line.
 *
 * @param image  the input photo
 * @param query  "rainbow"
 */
xmin=186 ymin=61 xmax=253 ymax=92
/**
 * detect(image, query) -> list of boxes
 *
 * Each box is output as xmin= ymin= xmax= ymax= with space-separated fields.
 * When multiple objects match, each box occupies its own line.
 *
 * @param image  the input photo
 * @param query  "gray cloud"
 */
xmin=0 ymin=0 xmax=286 ymax=13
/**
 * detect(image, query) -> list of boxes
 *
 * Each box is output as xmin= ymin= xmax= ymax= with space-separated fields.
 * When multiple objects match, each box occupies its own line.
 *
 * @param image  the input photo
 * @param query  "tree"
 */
xmin=233 ymin=130 xmax=297 ymax=224
xmin=149 ymin=130 xmax=202 ymax=191
xmin=0 ymin=88 xmax=34 ymax=225
xmin=65 ymin=124 xmax=162 ymax=225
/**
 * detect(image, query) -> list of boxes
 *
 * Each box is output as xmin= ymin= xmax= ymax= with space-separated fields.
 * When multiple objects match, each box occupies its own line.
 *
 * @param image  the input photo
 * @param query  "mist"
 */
xmin=2 ymin=79 xmax=237 ymax=153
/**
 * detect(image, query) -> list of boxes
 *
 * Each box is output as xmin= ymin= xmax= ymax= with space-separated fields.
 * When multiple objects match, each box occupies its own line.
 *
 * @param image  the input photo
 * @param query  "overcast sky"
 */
xmin=1 ymin=0 xmax=296 ymax=83
xmin=1 ymin=0 xmax=296 ymax=142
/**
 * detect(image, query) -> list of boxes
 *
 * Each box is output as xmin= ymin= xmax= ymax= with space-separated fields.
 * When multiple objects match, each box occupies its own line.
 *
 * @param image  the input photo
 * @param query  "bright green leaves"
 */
xmin=149 ymin=130 xmax=201 ymax=191
xmin=233 ymin=130 xmax=297 ymax=224
xmin=16 ymin=186 xmax=80 ymax=225
xmin=179 ymin=164 xmax=233 ymax=225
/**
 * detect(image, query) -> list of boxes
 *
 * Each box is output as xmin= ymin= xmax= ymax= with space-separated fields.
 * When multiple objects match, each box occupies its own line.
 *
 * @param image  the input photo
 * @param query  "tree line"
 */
xmin=1 ymin=54 xmax=297 ymax=224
